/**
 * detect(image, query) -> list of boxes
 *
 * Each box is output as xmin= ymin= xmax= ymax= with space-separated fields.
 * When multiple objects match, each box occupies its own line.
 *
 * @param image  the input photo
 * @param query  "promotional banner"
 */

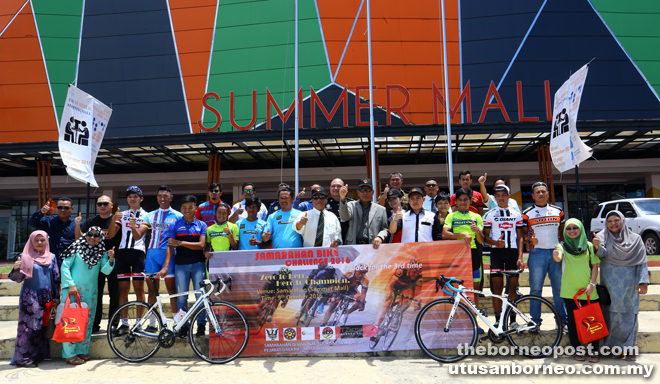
xmin=208 ymin=241 xmax=471 ymax=356
xmin=550 ymin=63 xmax=593 ymax=173
xmin=58 ymin=85 xmax=112 ymax=187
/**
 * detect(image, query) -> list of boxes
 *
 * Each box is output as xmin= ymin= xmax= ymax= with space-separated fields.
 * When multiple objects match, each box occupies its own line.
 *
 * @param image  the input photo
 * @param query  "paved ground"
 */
xmin=2 ymin=354 xmax=658 ymax=384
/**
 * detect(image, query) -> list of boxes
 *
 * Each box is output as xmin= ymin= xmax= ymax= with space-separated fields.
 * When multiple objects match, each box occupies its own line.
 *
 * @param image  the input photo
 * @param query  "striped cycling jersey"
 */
xmin=483 ymin=206 xmax=524 ymax=249
xmin=522 ymin=204 xmax=565 ymax=249
xmin=115 ymin=208 xmax=147 ymax=251
xmin=141 ymin=207 xmax=183 ymax=250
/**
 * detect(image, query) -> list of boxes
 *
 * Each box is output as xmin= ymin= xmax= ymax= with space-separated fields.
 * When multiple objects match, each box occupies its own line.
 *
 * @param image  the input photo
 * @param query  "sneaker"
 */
xmin=493 ymin=321 xmax=500 ymax=329
xmin=177 ymin=325 xmax=189 ymax=339
xmin=574 ymin=352 xmax=586 ymax=361
xmin=317 ymin=303 xmax=325 ymax=314
xmin=145 ymin=325 xmax=159 ymax=334
xmin=195 ymin=324 xmax=206 ymax=337
xmin=113 ymin=324 xmax=129 ymax=336
xmin=299 ymin=313 xmax=307 ymax=322
xmin=562 ymin=324 xmax=568 ymax=334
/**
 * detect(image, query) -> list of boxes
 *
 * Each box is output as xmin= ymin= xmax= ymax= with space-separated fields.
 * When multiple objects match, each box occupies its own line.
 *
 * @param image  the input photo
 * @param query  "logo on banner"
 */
xmin=339 ymin=326 xmax=363 ymax=339
xmin=283 ymin=328 xmax=297 ymax=340
xmin=300 ymin=327 xmax=315 ymax=340
xmin=63 ymin=117 xmax=90 ymax=146
xmin=265 ymin=328 xmax=279 ymax=341
xmin=321 ymin=327 xmax=335 ymax=340
xmin=552 ymin=108 xmax=569 ymax=138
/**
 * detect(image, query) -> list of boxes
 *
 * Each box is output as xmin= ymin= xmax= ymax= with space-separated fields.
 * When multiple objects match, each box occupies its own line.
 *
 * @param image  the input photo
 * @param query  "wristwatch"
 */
xmin=589 ymin=282 xmax=596 ymax=287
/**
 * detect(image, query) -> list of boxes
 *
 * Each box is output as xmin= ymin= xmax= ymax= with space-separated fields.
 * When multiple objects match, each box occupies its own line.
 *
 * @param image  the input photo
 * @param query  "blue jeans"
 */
xmin=527 ymin=248 xmax=568 ymax=325
xmin=175 ymin=262 xmax=206 ymax=325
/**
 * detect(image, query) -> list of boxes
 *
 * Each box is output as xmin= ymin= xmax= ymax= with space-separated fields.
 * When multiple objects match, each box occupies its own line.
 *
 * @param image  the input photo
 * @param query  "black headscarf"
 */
xmin=60 ymin=226 xmax=106 ymax=268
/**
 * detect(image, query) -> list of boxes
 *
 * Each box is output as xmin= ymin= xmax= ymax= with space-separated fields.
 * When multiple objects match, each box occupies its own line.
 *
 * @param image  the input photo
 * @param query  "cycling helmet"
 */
xmin=279 ymin=267 xmax=291 ymax=276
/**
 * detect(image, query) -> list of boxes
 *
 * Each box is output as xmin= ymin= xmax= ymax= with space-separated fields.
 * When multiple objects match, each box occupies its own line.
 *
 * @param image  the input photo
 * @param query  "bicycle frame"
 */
xmin=441 ymin=278 xmax=535 ymax=336
xmin=134 ymin=276 xmax=229 ymax=337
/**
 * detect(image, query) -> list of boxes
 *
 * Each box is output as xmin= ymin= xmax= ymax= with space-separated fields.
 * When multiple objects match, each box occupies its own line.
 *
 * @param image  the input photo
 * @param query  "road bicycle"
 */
xmin=107 ymin=273 xmax=249 ymax=364
xmin=296 ymin=290 xmax=331 ymax=327
xmin=326 ymin=293 xmax=365 ymax=326
xmin=369 ymin=290 xmax=418 ymax=351
xmin=415 ymin=271 xmax=562 ymax=363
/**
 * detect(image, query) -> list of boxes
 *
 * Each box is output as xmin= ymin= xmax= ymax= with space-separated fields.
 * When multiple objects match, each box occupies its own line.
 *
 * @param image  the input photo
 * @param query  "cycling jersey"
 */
xmin=522 ymin=204 xmax=564 ymax=249
xmin=115 ymin=208 xmax=147 ymax=252
xmin=443 ymin=210 xmax=483 ymax=249
xmin=343 ymin=271 xmax=369 ymax=295
xmin=166 ymin=218 xmax=208 ymax=265
xmin=236 ymin=218 xmax=267 ymax=250
xmin=141 ymin=208 xmax=183 ymax=250
xmin=206 ymin=221 xmax=239 ymax=252
xmin=483 ymin=207 xmax=523 ymax=249
xmin=392 ymin=268 xmax=423 ymax=293
xmin=265 ymin=209 xmax=303 ymax=249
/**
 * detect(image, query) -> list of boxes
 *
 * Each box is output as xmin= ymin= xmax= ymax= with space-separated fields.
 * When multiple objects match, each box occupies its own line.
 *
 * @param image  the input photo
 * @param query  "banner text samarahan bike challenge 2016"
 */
xmin=208 ymin=241 xmax=471 ymax=356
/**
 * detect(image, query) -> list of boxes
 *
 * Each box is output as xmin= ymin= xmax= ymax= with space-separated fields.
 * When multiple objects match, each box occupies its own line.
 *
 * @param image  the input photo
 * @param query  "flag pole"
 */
xmin=294 ymin=0 xmax=300 ymax=195
xmin=575 ymin=164 xmax=582 ymax=222
xmin=441 ymin=0 xmax=454 ymax=193
xmin=366 ymin=0 xmax=377 ymax=200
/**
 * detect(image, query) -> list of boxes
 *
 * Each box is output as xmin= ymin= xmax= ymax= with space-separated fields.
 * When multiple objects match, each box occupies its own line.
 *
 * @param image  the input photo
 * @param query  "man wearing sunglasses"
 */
xmin=29 ymin=197 xmax=76 ymax=262
xmin=74 ymin=195 xmax=121 ymax=333
xmin=422 ymin=178 xmax=440 ymax=212
xmin=229 ymin=182 xmax=268 ymax=223
xmin=340 ymin=178 xmax=389 ymax=249
xmin=196 ymin=183 xmax=229 ymax=227
xmin=293 ymin=186 xmax=342 ymax=247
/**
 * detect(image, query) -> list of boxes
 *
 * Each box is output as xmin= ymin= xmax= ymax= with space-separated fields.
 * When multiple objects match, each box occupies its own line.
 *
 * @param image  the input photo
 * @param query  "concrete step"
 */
xmin=1 ymin=311 xmax=659 ymax=360
xmin=2 ymin=267 xmax=658 ymax=296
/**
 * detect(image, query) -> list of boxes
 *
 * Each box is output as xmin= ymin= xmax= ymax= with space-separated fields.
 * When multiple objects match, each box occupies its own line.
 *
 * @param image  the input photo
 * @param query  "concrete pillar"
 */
xmin=509 ymin=178 xmax=522 ymax=206
xmin=102 ymin=189 xmax=116 ymax=203
xmin=646 ymin=175 xmax=660 ymax=198
xmin=232 ymin=185 xmax=240 ymax=206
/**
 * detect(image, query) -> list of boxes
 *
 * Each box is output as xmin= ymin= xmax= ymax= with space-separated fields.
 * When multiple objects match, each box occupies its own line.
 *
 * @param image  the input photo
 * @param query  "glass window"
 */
xmin=600 ymin=203 xmax=617 ymax=218
xmin=591 ymin=205 xmax=602 ymax=219
xmin=634 ymin=200 xmax=660 ymax=215
xmin=617 ymin=202 xmax=636 ymax=217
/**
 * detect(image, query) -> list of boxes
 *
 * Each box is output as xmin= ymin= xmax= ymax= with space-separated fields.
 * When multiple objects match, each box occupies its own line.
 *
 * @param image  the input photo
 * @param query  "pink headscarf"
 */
xmin=20 ymin=230 xmax=53 ymax=279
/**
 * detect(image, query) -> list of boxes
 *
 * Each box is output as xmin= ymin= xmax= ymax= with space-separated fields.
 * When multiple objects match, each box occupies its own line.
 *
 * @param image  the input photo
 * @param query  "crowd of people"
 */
xmin=8 ymin=171 xmax=650 ymax=366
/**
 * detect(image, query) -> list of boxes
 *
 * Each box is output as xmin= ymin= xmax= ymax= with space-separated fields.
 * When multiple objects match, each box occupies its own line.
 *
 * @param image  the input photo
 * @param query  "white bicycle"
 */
xmin=415 ymin=271 xmax=562 ymax=363
xmin=107 ymin=273 xmax=249 ymax=364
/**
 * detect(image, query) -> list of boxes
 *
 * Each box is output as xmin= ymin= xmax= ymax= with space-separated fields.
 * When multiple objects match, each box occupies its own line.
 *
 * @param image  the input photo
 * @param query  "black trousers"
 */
xmin=94 ymin=270 xmax=119 ymax=330
xmin=563 ymin=297 xmax=601 ymax=353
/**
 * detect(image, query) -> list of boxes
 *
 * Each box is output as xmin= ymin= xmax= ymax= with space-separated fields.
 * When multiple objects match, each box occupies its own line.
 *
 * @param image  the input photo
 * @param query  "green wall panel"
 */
xmin=203 ymin=0 xmax=330 ymax=131
xmin=32 ymin=0 xmax=83 ymax=122
xmin=591 ymin=0 xmax=660 ymax=97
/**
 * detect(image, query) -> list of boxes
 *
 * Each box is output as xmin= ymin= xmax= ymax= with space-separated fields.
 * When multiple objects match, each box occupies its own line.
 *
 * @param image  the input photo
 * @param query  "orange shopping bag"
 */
xmin=53 ymin=293 xmax=89 ymax=343
xmin=573 ymin=289 xmax=609 ymax=344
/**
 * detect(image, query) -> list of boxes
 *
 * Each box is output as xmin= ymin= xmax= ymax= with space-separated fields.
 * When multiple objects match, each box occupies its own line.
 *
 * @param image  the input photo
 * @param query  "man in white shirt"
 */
xmin=293 ymin=186 xmax=342 ymax=247
xmin=230 ymin=182 xmax=268 ymax=223
xmin=478 ymin=173 xmax=520 ymax=212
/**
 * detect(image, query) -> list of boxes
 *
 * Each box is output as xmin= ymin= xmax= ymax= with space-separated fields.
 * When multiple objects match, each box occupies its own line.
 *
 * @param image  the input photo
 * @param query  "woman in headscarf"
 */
xmin=59 ymin=226 xmax=115 ymax=365
xmin=9 ymin=231 xmax=60 ymax=368
xmin=593 ymin=210 xmax=649 ymax=361
xmin=553 ymin=218 xmax=601 ymax=363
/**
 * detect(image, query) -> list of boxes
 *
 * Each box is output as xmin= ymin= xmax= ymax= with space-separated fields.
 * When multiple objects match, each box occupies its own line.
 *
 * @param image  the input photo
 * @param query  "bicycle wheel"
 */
xmin=189 ymin=301 xmax=249 ymax=364
xmin=328 ymin=299 xmax=348 ymax=326
xmin=302 ymin=300 xmax=318 ymax=327
xmin=414 ymin=299 xmax=477 ymax=363
xmin=504 ymin=295 xmax=562 ymax=357
xmin=107 ymin=301 xmax=163 ymax=363
xmin=381 ymin=308 xmax=403 ymax=351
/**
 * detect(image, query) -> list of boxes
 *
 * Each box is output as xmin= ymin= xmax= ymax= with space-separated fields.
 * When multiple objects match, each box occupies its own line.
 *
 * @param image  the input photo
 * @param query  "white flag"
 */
xmin=58 ymin=85 xmax=112 ymax=187
xmin=550 ymin=64 xmax=593 ymax=172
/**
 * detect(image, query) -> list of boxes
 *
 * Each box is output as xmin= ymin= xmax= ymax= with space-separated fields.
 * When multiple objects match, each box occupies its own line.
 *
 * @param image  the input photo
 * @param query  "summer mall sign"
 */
xmin=197 ymin=80 xmax=554 ymax=132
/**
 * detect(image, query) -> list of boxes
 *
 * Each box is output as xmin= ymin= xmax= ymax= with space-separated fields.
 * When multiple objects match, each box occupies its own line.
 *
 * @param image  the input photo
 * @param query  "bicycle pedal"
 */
xmin=478 ymin=335 xmax=489 ymax=343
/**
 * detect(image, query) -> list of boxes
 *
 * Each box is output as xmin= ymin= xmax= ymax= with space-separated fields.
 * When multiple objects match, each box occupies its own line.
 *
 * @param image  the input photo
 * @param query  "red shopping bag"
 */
xmin=43 ymin=300 xmax=55 ymax=326
xmin=52 ymin=293 xmax=89 ymax=343
xmin=573 ymin=289 xmax=609 ymax=344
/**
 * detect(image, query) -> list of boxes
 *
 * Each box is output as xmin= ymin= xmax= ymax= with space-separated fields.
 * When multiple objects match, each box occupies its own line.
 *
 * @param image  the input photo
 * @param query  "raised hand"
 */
xmin=340 ymin=184 xmax=349 ymax=200
xmin=40 ymin=204 xmax=50 ymax=215
xmin=13 ymin=256 xmax=21 ymax=270
xmin=300 ymin=211 xmax=309 ymax=226
xmin=394 ymin=206 xmax=404 ymax=221
xmin=129 ymin=212 xmax=137 ymax=228
xmin=478 ymin=173 xmax=488 ymax=184
xmin=496 ymin=233 xmax=505 ymax=248
xmin=530 ymin=231 xmax=539 ymax=245
xmin=297 ymin=188 xmax=306 ymax=199
xmin=114 ymin=210 xmax=123 ymax=222
xmin=470 ymin=218 xmax=478 ymax=233
xmin=592 ymin=232 xmax=600 ymax=248
xmin=383 ymin=184 xmax=390 ymax=194
xmin=249 ymin=234 xmax=258 ymax=246
xmin=223 ymin=226 xmax=232 ymax=235
xmin=108 ymin=246 xmax=115 ymax=261
xmin=75 ymin=212 xmax=82 ymax=225
xmin=235 ymin=207 xmax=244 ymax=216
xmin=553 ymin=244 xmax=561 ymax=261
xmin=261 ymin=228 xmax=271 ymax=243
